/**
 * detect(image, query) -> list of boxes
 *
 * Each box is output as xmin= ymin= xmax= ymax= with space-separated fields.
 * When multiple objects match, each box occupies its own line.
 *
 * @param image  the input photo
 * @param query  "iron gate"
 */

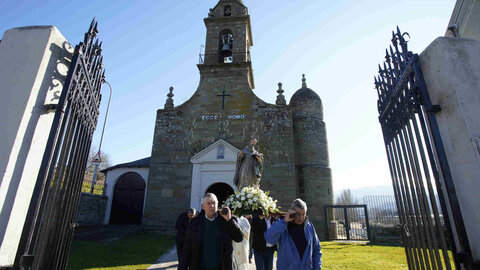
xmin=374 ymin=27 xmax=473 ymax=269
xmin=324 ymin=205 xmax=370 ymax=241
xmin=13 ymin=19 xmax=105 ymax=270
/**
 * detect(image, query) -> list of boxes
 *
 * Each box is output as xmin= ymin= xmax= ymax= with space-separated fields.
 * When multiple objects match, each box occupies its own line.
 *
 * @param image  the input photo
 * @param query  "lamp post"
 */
xmin=90 ymin=80 xmax=112 ymax=193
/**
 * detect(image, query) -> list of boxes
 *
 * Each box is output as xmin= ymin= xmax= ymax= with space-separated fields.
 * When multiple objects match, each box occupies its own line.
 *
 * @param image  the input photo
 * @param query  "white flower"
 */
xmin=241 ymin=196 xmax=245 ymax=201
xmin=248 ymin=199 xmax=253 ymax=204
xmin=247 ymin=193 xmax=253 ymax=198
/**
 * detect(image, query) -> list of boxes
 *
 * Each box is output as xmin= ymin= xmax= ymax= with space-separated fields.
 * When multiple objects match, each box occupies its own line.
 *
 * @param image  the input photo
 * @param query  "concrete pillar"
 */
xmin=420 ymin=36 xmax=480 ymax=264
xmin=0 ymin=26 xmax=72 ymax=266
xmin=446 ymin=0 xmax=480 ymax=40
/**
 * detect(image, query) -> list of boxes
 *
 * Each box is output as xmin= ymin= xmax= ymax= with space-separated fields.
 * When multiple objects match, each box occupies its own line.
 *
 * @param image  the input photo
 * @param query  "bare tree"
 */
xmin=335 ymin=189 xmax=359 ymax=205
xmin=84 ymin=146 xmax=111 ymax=182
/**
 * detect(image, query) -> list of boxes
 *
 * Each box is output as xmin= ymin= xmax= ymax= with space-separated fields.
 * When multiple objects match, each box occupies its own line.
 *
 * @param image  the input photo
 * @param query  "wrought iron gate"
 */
xmin=374 ymin=27 xmax=473 ymax=269
xmin=324 ymin=205 xmax=370 ymax=241
xmin=13 ymin=19 xmax=105 ymax=270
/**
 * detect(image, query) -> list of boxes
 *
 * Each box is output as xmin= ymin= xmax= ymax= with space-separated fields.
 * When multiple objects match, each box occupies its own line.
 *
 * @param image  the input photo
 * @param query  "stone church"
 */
xmin=104 ymin=0 xmax=333 ymax=239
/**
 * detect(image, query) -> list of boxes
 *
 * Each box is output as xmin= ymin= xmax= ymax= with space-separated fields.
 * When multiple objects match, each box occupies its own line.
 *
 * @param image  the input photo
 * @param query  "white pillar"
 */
xmin=0 ymin=26 xmax=72 ymax=265
xmin=420 ymin=37 xmax=480 ymax=263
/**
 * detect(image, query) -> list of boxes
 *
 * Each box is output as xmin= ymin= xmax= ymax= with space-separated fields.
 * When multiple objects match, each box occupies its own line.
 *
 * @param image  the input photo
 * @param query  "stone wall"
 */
xmin=76 ymin=193 xmax=108 ymax=226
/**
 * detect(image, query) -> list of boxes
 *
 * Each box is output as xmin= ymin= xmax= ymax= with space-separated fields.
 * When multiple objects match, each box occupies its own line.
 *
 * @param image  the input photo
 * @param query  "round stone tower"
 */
xmin=290 ymin=74 xmax=333 ymax=239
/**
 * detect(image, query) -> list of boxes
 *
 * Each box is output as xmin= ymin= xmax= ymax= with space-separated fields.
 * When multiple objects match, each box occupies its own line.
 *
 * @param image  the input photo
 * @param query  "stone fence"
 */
xmin=76 ymin=192 xmax=108 ymax=226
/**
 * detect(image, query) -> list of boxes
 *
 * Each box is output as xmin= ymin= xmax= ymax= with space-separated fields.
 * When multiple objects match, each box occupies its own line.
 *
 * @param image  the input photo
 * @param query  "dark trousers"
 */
xmin=176 ymin=240 xmax=183 ymax=261
xmin=249 ymin=237 xmax=253 ymax=260
xmin=253 ymin=247 xmax=275 ymax=270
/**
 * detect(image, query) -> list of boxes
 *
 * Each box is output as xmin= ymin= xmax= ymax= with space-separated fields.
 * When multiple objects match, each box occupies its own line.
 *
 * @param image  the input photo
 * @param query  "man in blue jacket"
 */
xmin=264 ymin=198 xmax=322 ymax=270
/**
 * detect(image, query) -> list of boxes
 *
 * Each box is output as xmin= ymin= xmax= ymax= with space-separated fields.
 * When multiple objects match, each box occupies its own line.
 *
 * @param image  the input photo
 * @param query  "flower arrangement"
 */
xmin=223 ymin=186 xmax=280 ymax=216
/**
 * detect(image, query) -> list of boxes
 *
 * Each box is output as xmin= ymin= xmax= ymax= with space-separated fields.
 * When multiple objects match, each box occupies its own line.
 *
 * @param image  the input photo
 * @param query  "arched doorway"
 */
xmin=206 ymin=182 xmax=234 ymax=207
xmin=110 ymin=172 xmax=146 ymax=225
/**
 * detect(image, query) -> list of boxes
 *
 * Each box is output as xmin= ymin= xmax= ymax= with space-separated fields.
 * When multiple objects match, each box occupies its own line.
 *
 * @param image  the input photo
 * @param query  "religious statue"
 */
xmin=233 ymin=138 xmax=264 ymax=190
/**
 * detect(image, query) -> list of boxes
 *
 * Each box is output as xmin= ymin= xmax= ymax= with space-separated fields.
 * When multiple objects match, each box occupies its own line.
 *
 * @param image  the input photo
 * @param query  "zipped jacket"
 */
xmin=264 ymin=218 xmax=322 ymax=270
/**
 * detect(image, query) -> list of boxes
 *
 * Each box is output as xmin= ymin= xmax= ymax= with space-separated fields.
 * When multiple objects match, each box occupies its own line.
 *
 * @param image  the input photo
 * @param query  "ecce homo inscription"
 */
xmin=201 ymin=114 xmax=245 ymax=120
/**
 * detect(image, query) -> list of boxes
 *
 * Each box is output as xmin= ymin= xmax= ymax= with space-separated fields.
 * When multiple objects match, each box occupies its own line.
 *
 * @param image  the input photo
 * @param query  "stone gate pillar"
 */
xmin=0 ymin=26 xmax=72 ymax=266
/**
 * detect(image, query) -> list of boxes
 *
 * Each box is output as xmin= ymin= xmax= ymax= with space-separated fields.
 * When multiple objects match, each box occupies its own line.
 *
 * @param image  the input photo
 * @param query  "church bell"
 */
xmin=222 ymin=43 xmax=231 ymax=53
xmin=221 ymin=34 xmax=233 ymax=57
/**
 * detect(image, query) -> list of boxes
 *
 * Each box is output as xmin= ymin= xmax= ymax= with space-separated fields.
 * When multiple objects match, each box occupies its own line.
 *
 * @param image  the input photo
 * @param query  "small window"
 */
xmin=217 ymin=145 xmax=225 ymax=159
xmin=224 ymin=5 xmax=232 ymax=16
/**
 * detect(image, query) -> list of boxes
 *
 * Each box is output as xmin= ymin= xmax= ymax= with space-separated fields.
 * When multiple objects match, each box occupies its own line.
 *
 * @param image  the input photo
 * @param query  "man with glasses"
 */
xmin=264 ymin=198 xmax=322 ymax=270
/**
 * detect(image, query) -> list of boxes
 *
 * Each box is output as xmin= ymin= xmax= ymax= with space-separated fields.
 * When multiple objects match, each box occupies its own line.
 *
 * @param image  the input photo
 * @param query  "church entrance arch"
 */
xmin=206 ymin=182 xmax=234 ymax=207
xmin=110 ymin=172 xmax=146 ymax=225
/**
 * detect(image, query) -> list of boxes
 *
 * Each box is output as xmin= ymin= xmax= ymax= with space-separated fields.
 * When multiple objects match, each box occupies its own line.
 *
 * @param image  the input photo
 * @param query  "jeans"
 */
xmin=253 ymin=248 xmax=275 ymax=270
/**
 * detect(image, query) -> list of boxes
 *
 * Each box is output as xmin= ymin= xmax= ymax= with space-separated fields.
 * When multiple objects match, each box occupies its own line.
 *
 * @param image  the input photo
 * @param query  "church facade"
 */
xmin=143 ymin=0 xmax=333 ymax=239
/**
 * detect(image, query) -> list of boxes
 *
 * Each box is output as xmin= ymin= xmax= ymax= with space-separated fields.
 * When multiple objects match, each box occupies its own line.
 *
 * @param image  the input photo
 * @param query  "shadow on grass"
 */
xmin=67 ymin=232 xmax=175 ymax=270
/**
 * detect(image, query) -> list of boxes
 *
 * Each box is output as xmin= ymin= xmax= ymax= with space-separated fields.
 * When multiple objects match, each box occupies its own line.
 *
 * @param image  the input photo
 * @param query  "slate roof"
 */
xmin=100 ymin=157 xmax=150 ymax=173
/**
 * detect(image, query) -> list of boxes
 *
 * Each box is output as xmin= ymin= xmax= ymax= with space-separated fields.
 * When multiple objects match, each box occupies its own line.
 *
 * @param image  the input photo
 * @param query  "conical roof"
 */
xmin=290 ymin=74 xmax=321 ymax=103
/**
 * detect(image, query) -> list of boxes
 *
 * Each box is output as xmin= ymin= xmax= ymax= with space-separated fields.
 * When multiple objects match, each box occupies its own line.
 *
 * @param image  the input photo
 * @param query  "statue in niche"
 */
xmin=233 ymin=137 xmax=264 ymax=190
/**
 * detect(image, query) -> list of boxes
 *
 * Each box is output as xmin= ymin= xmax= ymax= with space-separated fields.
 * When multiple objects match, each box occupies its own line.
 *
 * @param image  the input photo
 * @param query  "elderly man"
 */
xmin=264 ymin=198 xmax=322 ymax=270
xmin=175 ymin=207 xmax=197 ymax=260
xmin=179 ymin=193 xmax=243 ymax=270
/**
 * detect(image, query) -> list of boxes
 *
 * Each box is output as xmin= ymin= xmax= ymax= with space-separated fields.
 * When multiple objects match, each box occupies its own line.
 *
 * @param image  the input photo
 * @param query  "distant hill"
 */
xmin=335 ymin=184 xmax=395 ymax=201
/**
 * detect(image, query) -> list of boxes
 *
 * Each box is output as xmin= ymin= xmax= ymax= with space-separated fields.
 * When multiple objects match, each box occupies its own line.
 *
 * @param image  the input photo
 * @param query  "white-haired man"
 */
xmin=179 ymin=193 xmax=243 ymax=270
xmin=264 ymin=198 xmax=322 ymax=270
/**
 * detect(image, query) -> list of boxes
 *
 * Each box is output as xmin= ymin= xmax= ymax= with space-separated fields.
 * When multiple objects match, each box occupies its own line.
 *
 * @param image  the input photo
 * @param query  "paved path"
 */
xmin=148 ymin=245 xmax=275 ymax=270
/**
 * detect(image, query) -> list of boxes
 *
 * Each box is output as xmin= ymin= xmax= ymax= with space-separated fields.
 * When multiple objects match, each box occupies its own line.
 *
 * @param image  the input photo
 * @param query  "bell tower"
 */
xmin=199 ymin=0 xmax=255 ymax=89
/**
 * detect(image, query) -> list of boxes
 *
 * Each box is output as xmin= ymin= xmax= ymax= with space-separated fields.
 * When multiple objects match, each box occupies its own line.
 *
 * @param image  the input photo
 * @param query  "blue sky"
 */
xmin=0 ymin=0 xmax=455 ymax=191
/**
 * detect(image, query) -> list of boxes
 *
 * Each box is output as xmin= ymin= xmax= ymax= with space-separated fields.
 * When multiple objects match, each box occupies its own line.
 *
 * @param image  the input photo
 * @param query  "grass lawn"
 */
xmin=66 ymin=232 xmax=175 ymax=270
xmin=321 ymin=242 xmax=408 ymax=269
xmin=67 ymin=233 xmax=410 ymax=270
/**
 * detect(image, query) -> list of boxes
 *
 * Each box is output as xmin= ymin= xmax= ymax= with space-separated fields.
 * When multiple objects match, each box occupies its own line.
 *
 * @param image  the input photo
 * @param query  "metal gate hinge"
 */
xmin=19 ymin=255 xmax=34 ymax=267
xmin=456 ymin=252 xmax=467 ymax=263
xmin=44 ymin=104 xmax=58 ymax=112
xmin=425 ymin=105 xmax=441 ymax=113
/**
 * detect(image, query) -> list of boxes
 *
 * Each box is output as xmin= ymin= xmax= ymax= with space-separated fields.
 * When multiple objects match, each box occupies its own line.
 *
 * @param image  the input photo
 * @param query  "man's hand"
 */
xmin=284 ymin=209 xmax=296 ymax=223
xmin=219 ymin=207 xmax=232 ymax=221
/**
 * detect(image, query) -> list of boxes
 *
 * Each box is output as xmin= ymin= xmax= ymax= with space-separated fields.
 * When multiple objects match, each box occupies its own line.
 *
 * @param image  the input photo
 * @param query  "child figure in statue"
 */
xmin=233 ymin=138 xmax=264 ymax=190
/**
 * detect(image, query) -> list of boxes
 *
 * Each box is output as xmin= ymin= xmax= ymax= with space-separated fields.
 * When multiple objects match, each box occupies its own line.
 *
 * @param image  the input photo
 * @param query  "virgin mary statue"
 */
xmin=233 ymin=138 xmax=264 ymax=190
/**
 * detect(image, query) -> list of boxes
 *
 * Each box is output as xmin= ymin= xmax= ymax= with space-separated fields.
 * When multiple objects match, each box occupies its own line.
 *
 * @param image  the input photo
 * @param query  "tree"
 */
xmin=335 ymin=189 xmax=359 ymax=205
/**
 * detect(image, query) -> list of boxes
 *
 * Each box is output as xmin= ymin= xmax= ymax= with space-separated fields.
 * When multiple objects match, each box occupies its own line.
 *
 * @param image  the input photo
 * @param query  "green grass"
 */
xmin=81 ymin=181 xmax=104 ymax=195
xmin=67 ymin=234 xmax=413 ymax=270
xmin=321 ymin=242 xmax=408 ymax=269
xmin=66 ymin=232 xmax=175 ymax=270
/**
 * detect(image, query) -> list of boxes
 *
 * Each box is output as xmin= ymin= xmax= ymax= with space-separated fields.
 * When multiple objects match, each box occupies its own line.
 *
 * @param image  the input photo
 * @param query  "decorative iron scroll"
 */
xmin=14 ymin=19 xmax=105 ymax=270
xmin=374 ymin=27 xmax=473 ymax=270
